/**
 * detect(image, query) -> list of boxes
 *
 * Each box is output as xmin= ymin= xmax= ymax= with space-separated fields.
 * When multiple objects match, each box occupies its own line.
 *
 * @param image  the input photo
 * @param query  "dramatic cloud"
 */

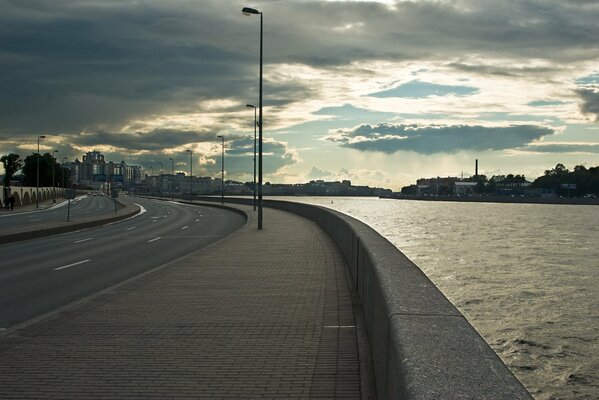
xmin=63 ymin=129 xmax=222 ymax=153
xmin=1 ymin=0 xmax=598 ymax=186
xmin=325 ymin=123 xmax=555 ymax=154
xmin=576 ymin=88 xmax=599 ymax=121
xmin=212 ymin=137 xmax=297 ymax=179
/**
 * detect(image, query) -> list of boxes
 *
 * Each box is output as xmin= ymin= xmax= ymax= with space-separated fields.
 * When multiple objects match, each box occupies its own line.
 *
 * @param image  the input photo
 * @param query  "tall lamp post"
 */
xmin=242 ymin=6 xmax=263 ymax=229
xmin=52 ymin=150 xmax=58 ymax=203
xmin=62 ymin=157 xmax=67 ymax=195
xmin=36 ymin=135 xmax=46 ymax=208
xmin=158 ymin=162 xmax=163 ymax=198
xmin=217 ymin=135 xmax=225 ymax=205
xmin=169 ymin=157 xmax=175 ymax=200
xmin=186 ymin=149 xmax=193 ymax=199
xmin=246 ymin=104 xmax=257 ymax=210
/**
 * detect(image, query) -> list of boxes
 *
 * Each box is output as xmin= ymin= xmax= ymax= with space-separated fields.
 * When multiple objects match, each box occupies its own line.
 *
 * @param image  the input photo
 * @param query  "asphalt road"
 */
xmin=0 ymin=195 xmax=120 ymax=225
xmin=0 ymin=197 xmax=246 ymax=329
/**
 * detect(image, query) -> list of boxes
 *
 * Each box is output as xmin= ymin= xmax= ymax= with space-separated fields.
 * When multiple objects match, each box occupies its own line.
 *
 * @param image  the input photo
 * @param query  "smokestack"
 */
xmin=475 ymin=159 xmax=478 ymax=178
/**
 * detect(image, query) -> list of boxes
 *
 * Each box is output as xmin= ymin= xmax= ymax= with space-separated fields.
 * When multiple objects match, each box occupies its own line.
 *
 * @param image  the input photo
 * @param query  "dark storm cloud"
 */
xmin=576 ymin=88 xmax=599 ymax=121
xmin=63 ymin=129 xmax=221 ymax=152
xmin=0 ymin=0 xmax=312 ymax=135
xmin=326 ymin=123 xmax=555 ymax=154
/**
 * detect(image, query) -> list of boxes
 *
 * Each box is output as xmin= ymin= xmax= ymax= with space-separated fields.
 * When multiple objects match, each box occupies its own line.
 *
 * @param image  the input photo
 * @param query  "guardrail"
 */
xmin=193 ymin=196 xmax=532 ymax=399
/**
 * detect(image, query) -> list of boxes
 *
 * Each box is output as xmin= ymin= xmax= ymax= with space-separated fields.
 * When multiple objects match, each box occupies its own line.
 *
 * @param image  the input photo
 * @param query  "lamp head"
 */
xmin=39 ymin=135 xmax=46 ymax=139
xmin=246 ymin=104 xmax=255 ymax=108
xmin=242 ymin=7 xmax=260 ymax=15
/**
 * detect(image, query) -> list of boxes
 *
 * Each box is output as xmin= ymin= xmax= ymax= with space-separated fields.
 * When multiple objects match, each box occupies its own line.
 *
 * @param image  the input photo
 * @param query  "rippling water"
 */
xmin=281 ymin=196 xmax=599 ymax=400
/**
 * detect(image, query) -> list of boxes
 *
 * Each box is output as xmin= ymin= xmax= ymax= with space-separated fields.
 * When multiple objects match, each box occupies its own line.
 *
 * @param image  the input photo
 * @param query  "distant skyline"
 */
xmin=1 ymin=0 xmax=598 ymax=190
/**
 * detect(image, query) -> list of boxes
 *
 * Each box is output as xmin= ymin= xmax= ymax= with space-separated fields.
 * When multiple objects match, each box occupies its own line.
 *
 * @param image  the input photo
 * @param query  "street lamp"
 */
xmin=186 ymin=149 xmax=193 ymax=199
xmin=62 ymin=157 xmax=67 ymax=193
xmin=217 ymin=135 xmax=225 ymax=205
xmin=242 ymin=6 xmax=264 ymax=229
xmin=36 ymin=135 xmax=46 ymax=208
xmin=158 ymin=161 xmax=163 ymax=198
xmin=246 ymin=104 xmax=257 ymax=210
xmin=52 ymin=150 xmax=58 ymax=203
xmin=169 ymin=157 xmax=175 ymax=200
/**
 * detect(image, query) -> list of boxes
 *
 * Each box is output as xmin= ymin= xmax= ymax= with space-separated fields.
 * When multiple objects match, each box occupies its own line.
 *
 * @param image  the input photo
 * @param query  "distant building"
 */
xmin=454 ymin=181 xmax=478 ymax=196
xmin=495 ymin=177 xmax=532 ymax=196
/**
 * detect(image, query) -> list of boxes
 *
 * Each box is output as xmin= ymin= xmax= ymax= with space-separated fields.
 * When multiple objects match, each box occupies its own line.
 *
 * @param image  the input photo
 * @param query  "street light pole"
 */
xmin=158 ymin=162 xmax=163 ymax=198
xmin=246 ymin=104 xmax=257 ymax=211
xmin=36 ymin=135 xmax=46 ymax=208
xmin=242 ymin=6 xmax=264 ymax=229
xmin=217 ymin=135 xmax=225 ymax=205
xmin=186 ymin=149 xmax=193 ymax=199
xmin=169 ymin=157 xmax=174 ymax=200
xmin=62 ymin=157 xmax=67 ymax=196
xmin=52 ymin=150 xmax=58 ymax=203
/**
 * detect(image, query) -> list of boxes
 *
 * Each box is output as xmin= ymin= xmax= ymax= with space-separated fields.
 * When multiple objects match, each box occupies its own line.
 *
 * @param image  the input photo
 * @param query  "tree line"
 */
xmin=400 ymin=163 xmax=599 ymax=197
xmin=465 ymin=163 xmax=599 ymax=196
xmin=1 ymin=152 xmax=69 ymax=188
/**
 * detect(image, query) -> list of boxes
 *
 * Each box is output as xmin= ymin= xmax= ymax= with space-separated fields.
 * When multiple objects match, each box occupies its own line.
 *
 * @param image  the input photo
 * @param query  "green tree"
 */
xmin=21 ymin=153 xmax=60 ymax=187
xmin=1 ymin=153 xmax=23 ymax=187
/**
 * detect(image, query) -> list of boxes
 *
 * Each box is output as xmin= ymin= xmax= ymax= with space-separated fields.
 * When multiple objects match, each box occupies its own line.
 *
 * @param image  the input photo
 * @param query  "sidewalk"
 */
xmin=0 ymin=202 xmax=369 ymax=399
xmin=0 ymin=197 xmax=65 ymax=213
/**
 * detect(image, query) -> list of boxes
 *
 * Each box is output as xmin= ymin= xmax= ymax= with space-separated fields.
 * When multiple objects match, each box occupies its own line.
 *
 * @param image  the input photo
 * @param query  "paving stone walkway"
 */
xmin=0 ymin=202 xmax=367 ymax=399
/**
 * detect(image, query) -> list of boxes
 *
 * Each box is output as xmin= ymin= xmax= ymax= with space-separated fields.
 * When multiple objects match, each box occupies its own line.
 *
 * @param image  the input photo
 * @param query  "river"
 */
xmin=281 ymin=196 xmax=599 ymax=400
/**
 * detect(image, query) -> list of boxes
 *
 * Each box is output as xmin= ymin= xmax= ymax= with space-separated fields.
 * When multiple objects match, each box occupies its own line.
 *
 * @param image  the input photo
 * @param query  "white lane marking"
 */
xmin=54 ymin=259 xmax=91 ymax=271
xmin=74 ymin=238 xmax=93 ymax=244
xmin=126 ymin=226 xmax=136 ymax=231
xmin=181 ymin=226 xmax=189 ymax=230
xmin=147 ymin=237 xmax=162 ymax=243
xmin=102 ymin=203 xmax=147 ymax=226
xmin=29 ymin=219 xmax=42 ymax=222
xmin=195 ymin=219 xmax=200 ymax=222
xmin=323 ymin=325 xmax=356 ymax=329
xmin=132 ymin=204 xmax=147 ymax=217
xmin=152 ymin=220 xmax=157 ymax=223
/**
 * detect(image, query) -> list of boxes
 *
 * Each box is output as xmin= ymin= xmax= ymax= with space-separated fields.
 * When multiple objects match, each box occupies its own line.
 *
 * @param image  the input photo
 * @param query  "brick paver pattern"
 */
xmin=0 ymin=205 xmax=363 ymax=399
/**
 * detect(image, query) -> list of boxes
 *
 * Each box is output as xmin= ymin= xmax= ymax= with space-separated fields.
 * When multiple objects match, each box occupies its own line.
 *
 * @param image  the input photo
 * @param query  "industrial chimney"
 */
xmin=475 ymin=159 xmax=479 ymax=179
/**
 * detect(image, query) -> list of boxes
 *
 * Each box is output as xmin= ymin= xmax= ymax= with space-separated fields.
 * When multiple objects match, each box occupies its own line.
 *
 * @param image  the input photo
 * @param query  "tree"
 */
xmin=21 ymin=153 xmax=60 ymax=187
xmin=1 ymin=153 xmax=23 ymax=187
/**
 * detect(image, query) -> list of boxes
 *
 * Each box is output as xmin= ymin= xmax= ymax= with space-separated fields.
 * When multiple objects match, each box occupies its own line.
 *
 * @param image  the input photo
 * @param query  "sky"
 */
xmin=1 ymin=0 xmax=598 ymax=190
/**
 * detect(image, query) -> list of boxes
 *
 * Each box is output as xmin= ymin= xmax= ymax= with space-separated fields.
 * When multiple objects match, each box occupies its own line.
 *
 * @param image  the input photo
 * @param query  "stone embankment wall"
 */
xmin=196 ymin=196 xmax=533 ymax=399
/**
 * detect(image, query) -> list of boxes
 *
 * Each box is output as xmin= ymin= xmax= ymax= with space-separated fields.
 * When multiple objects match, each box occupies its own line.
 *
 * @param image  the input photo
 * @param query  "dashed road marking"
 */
xmin=147 ymin=237 xmax=162 ymax=243
xmin=54 ymin=259 xmax=91 ymax=271
xmin=181 ymin=226 xmax=189 ymax=230
xmin=74 ymin=238 xmax=93 ymax=244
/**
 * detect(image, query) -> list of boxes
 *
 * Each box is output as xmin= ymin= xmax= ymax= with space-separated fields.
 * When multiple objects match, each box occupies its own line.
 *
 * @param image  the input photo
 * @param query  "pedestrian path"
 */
xmin=0 ymin=202 xmax=367 ymax=399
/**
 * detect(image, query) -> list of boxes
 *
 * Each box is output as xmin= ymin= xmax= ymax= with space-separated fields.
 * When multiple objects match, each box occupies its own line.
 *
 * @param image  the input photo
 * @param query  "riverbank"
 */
xmin=383 ymin=194 xmax=599 ymax=206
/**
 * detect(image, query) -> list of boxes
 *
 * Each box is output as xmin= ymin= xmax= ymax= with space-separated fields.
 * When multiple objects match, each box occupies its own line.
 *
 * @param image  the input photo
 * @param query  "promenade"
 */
xmin=0 ymin=201 xmax=370 ymax=399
